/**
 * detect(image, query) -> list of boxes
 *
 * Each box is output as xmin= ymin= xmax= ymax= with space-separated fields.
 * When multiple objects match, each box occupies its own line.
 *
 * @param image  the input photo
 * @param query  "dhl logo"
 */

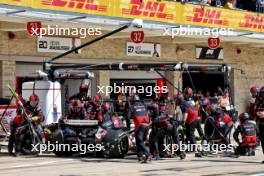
xmin=239 ymin=15 xmax=264 ymax=29
xmin=186 ymin=7 xmax=228 ymax=25
xmin=41 ymin=0 xmax=107 ymax=12
xmin=122 ymin=0 xmax=173 ymax=20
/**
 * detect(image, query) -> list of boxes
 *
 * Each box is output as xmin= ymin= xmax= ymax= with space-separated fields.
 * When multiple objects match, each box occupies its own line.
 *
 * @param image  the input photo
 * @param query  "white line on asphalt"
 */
xmin=1 ymin=159 xmax=75 ymax=170
xmin=11 ymin=161 xmax=57 ymax=168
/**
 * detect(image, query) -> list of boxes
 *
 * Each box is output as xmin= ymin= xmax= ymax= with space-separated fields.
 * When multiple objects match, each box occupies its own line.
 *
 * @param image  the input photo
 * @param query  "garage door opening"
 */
xmin=182 ymin=72 xmax=225 ymax=97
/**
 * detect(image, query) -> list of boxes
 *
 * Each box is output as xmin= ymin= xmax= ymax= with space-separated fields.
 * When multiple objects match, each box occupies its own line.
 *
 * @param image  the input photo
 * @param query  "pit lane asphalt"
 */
xmin=0 ymin=147 xmax=264 ymax=176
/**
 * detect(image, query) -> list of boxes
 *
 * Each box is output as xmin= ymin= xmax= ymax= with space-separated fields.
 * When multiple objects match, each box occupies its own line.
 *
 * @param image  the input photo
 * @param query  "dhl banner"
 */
xmin=0 ymin=0 xmax=264 ymax=33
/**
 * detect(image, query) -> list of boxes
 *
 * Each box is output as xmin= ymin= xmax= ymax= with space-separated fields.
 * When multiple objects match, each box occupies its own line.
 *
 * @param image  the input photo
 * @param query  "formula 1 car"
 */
xmin=51 ymin=117 xmax=129 ymax=158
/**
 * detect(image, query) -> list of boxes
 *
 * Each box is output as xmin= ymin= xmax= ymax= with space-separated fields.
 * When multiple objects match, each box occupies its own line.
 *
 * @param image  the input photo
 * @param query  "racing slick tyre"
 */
xmin=177 ymin=125 xmax=185 ymax=144
xmin=102 ymin=129 xmax=129 ymax=158
xmin=204 ymin=116 xmax=216 ymax=140
xmin=19 ymin=131 xmax=38 ymax=155
xmin=51 ymin=129 xmax=65 ymax=157
xmin=159 ymin=133 xmax=173 ymax=158
xmin=52 ymin=129 xmax=80 ymax=157
xmin=15 ymin=126 xmax=39 ymax=155
xmin=204 ymin=116 xmax=232 ymax=150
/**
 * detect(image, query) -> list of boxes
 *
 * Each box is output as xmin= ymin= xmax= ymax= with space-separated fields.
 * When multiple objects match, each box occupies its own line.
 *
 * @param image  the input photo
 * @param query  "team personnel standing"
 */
xmin=155 ymin=93 xmax=185 ymax=159
xmin=179 ymin=88 xmax=204 ymax=145
xmin=128 ymin=95 xmax=151 ymax=163
xmin=255 ymin=87 xmax=264 ymax=163
xmin=249 ymin=86 xmax=259 ymax=121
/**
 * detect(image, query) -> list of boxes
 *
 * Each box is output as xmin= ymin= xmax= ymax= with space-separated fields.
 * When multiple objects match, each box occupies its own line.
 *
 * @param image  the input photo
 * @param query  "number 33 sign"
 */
xmin=208 ymin=37 xmax=220 ymax=49
xmin=130 ymin=31 xmax=144 ymax=43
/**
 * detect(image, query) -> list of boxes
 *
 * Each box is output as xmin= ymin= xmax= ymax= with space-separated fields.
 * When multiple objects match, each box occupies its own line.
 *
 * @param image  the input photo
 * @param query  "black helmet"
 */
xmin=239 ymin=112 xmax=250 ymax=123
xmin=259 ymin=86 xmax=264 ymax=99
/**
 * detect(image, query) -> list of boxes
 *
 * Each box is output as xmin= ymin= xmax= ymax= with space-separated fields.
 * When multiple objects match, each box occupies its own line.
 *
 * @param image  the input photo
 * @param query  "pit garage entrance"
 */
xmin=182 ymin=71 xmax=225 ymax=97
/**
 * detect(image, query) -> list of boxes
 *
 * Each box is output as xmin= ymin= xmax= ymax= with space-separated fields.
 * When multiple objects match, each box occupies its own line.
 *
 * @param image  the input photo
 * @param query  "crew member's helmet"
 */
xmin=183 ymin=87 xmax=193 ymax=100
xmin=184 ymin=87 xmax=193 ymax=96
xmin=70 ymin=99 xmax=83 ymax=114
xmin=103 ymin=102 xmax=111 ymax=111
xmin=80 ymin=83 xmax=89 ymax=92
xmin=130 ymin=94 xmax=140 ymax=105
xmin=250 ymin=86 xmax=259 ymax=94
xmin=239 ymin=112 xmax=250 ymax=123
xmin=133 ymin=94 xmax=140 ymax=101
xmin=201 ymin=98 xmax=209 ymax=107
xmin=93 ymin=95 xmax=101 ymax=103
xmin=29 ymin=94 xmax=39 ymax=108
xmin=174 ymin=93 xmax=184 ymax=105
